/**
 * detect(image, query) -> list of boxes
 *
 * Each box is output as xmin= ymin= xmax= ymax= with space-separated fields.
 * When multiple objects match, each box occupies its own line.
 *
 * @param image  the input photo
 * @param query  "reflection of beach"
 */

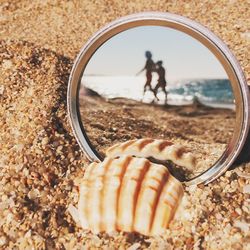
xmin=82 ymin=76 xmax=235 ymax=109
xmin=79 ymin=90 xmax=236 ymax=179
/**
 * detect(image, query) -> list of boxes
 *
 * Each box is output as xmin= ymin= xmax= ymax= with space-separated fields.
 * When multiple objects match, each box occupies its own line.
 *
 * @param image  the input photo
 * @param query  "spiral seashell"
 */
xmin=78 ymin=155 xmax=184 ymax=236
xmin=106 ymin=138 xmax=196 ymax=169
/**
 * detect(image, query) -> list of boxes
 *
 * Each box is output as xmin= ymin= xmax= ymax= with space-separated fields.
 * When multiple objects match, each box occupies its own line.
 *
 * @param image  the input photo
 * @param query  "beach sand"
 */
xmin=0 ymin=1 xmax=250 ymax=249
xmin=80 ymin=92 xmax=235 ymax=180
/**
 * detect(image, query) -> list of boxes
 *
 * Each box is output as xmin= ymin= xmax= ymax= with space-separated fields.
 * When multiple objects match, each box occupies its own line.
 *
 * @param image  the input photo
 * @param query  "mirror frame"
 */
xmin=67 ymin=12 xmax=250 ymax=185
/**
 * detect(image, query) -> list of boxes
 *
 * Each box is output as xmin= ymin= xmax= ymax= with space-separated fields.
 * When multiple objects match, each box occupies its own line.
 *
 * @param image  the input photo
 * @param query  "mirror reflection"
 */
xmin=79 ymin=26 xmax=236 ymax=180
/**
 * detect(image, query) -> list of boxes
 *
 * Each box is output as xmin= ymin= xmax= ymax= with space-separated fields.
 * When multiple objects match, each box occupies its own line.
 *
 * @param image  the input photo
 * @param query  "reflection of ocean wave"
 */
xmin=81 ymin=76 xmax=235 ymax=110
xmin=168 ymin=79 xmax=234 ymax=104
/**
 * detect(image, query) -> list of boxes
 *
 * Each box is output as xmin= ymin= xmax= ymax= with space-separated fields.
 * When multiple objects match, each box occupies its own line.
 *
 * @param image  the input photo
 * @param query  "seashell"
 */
xmin=106 ymin=138 xmax=196 ymax=169
xmin=78 ymin=155 xmax=184 ymax=236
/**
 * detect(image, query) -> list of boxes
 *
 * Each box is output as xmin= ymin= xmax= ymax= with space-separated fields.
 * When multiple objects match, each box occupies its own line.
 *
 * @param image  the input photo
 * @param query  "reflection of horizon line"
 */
xmin=84 ymin=73 xmax=109 ymax=76
xmin=83 ymin=74 xmax=143 ymax=77
xmin=83 ymin=74 xmax=229 ymax=80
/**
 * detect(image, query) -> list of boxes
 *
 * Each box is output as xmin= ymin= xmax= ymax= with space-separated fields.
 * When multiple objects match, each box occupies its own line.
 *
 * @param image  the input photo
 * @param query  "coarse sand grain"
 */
xmin=0 ymin=1 xmax=249 ymax=249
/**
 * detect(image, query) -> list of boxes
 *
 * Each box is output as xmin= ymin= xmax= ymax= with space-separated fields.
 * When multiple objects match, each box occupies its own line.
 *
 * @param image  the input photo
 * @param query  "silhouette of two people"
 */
xmin=137 ymin=51 xmax=168 ymax=103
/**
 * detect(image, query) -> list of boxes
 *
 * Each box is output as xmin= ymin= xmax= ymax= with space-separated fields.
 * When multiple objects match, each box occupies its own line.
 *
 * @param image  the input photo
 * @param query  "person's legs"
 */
xmin=162 ymin=84 xmax=168 ymax=104
xmin=143 ymin=73 xmax=152 ymax=95
xmin=163 ymin=88 xmax=168 ymax=104
xmin=143 ymin=82 xmax=150 ymax=94
xmin=153 ymin=82 xmax=161 ymax=101
xmin=143 ymin=83 xmax=147 ymax=94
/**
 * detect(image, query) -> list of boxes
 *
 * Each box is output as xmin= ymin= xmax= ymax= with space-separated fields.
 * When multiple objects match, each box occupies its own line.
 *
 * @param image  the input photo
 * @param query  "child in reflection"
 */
xmin=136 ymin=51 xmax=155 ymax=96
xmin=154 ymin=60 xmax=168 ymax=103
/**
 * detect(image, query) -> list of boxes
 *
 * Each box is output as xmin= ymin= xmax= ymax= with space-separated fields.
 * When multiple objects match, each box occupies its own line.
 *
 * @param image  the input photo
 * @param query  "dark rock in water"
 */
xmin=83 ymin=87 xmax=101 ymax=97
xmin=192 ymin=95 xmax=211 ymax=109
xmin=192 ymin=95 xmax=201 ymax=108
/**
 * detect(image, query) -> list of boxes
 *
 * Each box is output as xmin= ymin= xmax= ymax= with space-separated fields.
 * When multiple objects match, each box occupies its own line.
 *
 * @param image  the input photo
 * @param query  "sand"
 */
xmin=79 ymin=93 xmax=235 ymax=180
xmin=0 ymin=1 xmax=250 ymax=249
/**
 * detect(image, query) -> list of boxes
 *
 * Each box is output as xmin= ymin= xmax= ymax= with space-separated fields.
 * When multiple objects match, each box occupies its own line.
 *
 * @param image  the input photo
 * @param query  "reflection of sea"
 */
xmin=81 ymin=76 xmax=235 ymax=110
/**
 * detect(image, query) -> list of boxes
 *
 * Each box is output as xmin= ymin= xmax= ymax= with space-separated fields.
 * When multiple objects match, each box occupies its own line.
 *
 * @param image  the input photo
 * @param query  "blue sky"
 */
xmin=84 ymin=25 xmax=228 ymax=80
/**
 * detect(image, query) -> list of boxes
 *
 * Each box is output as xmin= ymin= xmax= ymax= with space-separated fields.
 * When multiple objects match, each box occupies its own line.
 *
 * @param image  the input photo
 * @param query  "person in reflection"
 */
xmin=136 ymin=51 xmax=155 ymax=96
xmin=154 ymin=60 xmax=168 ymax=103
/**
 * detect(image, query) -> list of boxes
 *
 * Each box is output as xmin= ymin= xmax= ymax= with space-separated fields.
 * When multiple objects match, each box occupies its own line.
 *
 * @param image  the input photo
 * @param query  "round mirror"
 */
xmin=68 ymin=13 xmax=250 ymax=185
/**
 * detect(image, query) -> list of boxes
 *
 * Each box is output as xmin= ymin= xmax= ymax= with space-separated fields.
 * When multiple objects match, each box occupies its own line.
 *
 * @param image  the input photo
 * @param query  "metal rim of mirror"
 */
xmin=67 ymin=11 xmax=250 ymax=186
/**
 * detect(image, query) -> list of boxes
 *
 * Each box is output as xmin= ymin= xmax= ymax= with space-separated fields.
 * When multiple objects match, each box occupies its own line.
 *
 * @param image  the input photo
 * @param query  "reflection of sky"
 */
xmin=84 ymin=26 xmax=228 ymax=80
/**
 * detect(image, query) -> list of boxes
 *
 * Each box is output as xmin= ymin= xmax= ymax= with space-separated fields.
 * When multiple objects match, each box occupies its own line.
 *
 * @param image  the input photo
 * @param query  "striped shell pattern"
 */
xmin=78 ymin=139 xmax=191 ymax=236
